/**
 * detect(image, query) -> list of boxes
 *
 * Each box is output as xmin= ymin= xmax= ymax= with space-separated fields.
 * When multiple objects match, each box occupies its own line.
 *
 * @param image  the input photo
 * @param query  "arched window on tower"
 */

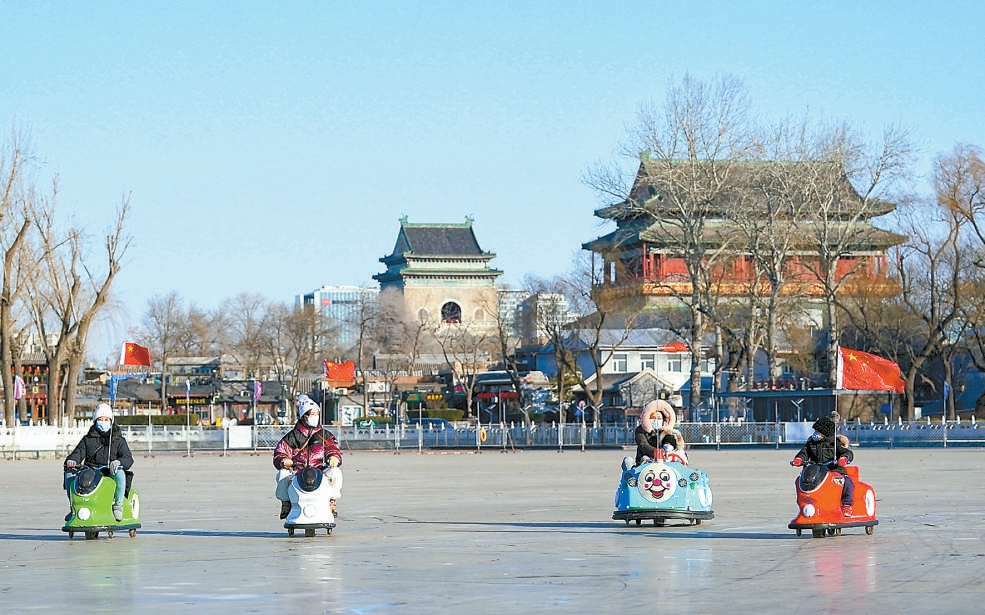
xmin=441 ymin=301 xmax=462 ymax=323
xmin=418 ymin=308 xmax=430 ymax=323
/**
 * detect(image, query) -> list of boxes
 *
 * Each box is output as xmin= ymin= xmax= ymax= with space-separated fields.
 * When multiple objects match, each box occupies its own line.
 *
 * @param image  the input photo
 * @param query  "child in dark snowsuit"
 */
xmin=791 ymin=416 xmax=855 ymax=516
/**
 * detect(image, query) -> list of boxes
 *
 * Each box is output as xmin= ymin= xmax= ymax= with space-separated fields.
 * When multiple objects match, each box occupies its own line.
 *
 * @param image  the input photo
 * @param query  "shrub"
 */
xmin=426 ymin=408 xmax=464 ymax=422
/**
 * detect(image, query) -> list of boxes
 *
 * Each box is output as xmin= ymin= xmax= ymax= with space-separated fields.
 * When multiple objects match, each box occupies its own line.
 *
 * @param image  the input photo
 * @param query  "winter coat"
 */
xmin=273 ymin=421 xmax=342 ymax=471
xmin=634 ymin=424 xmax=679 ymax=466
xmin=65 ymin=423 xmax=134 ymax=471
xmin=793 ymin=436 xmax=854 ymax=474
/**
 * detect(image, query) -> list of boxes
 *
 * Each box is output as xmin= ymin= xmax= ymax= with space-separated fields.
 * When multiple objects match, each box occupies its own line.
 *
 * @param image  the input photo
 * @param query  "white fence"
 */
xmin=4 ymin=419 xmax=985 ymax=458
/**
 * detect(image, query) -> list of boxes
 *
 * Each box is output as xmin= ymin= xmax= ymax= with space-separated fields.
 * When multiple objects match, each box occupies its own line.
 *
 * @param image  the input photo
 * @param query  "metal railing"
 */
xmin=4 ymin=418 xmax=985 ymax=458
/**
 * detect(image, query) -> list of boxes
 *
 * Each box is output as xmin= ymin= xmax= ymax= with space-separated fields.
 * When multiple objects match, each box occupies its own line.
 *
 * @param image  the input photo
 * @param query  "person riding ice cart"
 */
xmin=631 ymin=399 xmax=688 ymax=467
xmin=62 ymin=404 xmax=141 ymax=539
xmin=273 ymin=394 xmax=343 ymax=521
xmin=788 ymin=417 xmax=878 ymax=538
xmin=614 ymin=400 xmax=712 ymax=527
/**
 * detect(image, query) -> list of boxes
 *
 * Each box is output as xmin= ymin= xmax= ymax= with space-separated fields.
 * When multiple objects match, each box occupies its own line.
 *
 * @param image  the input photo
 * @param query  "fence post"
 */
xmin=146 ymin=414 xmax=154 ymax=458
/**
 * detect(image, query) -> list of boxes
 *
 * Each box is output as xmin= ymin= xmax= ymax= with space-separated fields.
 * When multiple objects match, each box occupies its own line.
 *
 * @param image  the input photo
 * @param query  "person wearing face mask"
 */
xmin=64 ymin=403 xmax=134 ymax=521
xmin=790 ymin=416 xmax=855 ymax=516
xmin=628 ymin=398 xmax=684 ymax=468
xmin=272 ymin=394 xmax=343 ymax=519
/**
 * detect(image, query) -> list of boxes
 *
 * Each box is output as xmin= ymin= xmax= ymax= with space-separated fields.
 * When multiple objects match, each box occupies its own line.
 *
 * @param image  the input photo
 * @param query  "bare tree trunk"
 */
xmin=687 ymin=308 xmax=704 ymax=417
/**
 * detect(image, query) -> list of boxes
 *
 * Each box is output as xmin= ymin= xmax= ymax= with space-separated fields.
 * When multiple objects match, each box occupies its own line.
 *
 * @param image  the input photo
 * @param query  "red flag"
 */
xmin=324 ymin=360 xmax=356 ymax=386
xmin=837 ymin=347 xmax=905 ymax=393
xmin=120 ymin=342 xmax=152 ymax=367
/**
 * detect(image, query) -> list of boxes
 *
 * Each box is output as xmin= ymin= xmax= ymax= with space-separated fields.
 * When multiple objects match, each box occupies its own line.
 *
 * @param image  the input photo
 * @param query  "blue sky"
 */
xmin=1 ymin=1 xmax=983 ymax=360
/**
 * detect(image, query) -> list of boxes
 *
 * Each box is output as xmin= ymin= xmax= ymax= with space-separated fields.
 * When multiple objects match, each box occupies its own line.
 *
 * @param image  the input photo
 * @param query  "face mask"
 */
xmin=95 ymin=421 xmax=111 ymax=433
xmin=810 ymin=431 xmax=822 ymax=441
xmin=305 ymin=415 xmax=319 ymax=427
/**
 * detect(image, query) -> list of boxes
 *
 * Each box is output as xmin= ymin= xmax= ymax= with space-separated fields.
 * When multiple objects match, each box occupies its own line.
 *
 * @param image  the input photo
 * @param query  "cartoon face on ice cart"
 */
xmin=62 ymin=467 xmax=141 ymax=540
xmin=613 ymin=453 xmax=714 ymax=526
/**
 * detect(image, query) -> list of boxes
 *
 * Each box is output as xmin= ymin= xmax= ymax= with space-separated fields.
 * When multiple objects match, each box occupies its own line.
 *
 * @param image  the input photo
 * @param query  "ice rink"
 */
xmin=1 ymin=447 xmax=984 ymax=614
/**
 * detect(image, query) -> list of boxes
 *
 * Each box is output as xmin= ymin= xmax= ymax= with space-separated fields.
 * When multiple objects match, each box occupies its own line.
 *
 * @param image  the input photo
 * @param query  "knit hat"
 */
xmin=297 ymin=394 xmax=319 ymax=417
xmin=812 ymin=416 xmax=836 ymax=438
xmin=92 ymin=403 xmax=114 ymax=422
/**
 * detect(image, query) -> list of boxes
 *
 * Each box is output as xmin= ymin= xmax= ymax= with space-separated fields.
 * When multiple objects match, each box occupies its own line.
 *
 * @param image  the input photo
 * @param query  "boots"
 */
xmin=279 ymin=500 xmax=292 ymax=519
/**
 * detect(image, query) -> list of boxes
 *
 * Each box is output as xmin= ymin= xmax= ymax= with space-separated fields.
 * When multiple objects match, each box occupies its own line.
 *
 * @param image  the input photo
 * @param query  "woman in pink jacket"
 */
xmin=273 ymin=394 xmax=343 ymax=519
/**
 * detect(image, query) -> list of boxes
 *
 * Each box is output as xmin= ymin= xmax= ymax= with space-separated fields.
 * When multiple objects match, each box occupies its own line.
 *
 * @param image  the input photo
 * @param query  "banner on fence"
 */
xmin=228 ymin=425 xmax=252 ymax=449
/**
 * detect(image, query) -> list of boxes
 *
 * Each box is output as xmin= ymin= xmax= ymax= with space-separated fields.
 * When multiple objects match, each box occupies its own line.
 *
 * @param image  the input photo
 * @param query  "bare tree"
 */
xmin=534 ymin=255 xmax=640 ymax=415
xmin=842 ymin=189 xmax=966 ymax=421
xmin=526 ymin=278 xmax=577 ymax=417
xmin=262 ymin=300 xmax=336 ymax=399
xmin=483 ymin=287 xmax=528 ymax=427
xmin=29 ymin=194 xmax=131 ymax=423
xmin=182 ymin=304 xmax=221 ymax=356
xmin=368 ymin=289 xmax=428 ymax=420
xmin=135 ymin=292 xmax=224 ymax=412
xmin=585 ymin=74 xmax=756 ymax=411
xmin=0 ymin=132 xmax=35 ymax=426
xmin=344 ymin=287 xmax=380 ymax=417
xmin=787 ymin=123 xmax=912 ymax=385
xmin=138 ymin=291 xmax=188 ymax=370
xmin=431 ymin=321 xmax=493 ymax=421
xmin=220 ymin=292 xmax=271 ymax=379
xmin=935 ymin=143 xmax=985 ymax=256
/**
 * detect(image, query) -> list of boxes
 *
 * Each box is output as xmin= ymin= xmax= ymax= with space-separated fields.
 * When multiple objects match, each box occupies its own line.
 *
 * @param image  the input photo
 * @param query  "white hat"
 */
xmin=297 ymin=394 xmax=319 ymax=416
xmin=92 ymin=403 xmax=114 ymax=422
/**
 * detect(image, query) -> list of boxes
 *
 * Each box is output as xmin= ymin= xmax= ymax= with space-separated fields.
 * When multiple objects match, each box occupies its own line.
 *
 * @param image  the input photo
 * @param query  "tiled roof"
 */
xmin=595 ymin=160 xmax=897 ymax=221
xmin=390 ymin=218 xmax=489 ymax=257
xmin=407 ymin=226 xmax=481 ymax=255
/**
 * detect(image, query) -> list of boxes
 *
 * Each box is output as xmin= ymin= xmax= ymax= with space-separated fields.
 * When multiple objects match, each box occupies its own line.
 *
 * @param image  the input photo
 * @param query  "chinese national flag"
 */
xmin=120 ymin=342 xmax=152 ymax=367
xmin=324 ymin=360 xmax=356 ymax=386
xmin=837 ymin=347 xmax=905 ymax=393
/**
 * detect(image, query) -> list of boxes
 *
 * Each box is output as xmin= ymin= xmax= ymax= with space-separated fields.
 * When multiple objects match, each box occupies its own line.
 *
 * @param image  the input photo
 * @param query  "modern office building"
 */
xmin=298 ymin=285 xmax=379 ymax=350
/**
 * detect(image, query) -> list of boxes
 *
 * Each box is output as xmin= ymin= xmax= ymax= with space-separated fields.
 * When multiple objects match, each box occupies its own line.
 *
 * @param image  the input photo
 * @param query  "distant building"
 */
xmin=373 ymin=217 xmax=502 ymax=333
xmin=517 ymin=328 xmax=714 ymax=387
xmin=516 ymin=292 xmax=575 ymax=345
xmin=299 ymin=285 xmax=379 ymax=349
xmin=497 ymin=288 xmax=528 ymax=338
xmin=583 ymin=160 xmax=905 ymax=320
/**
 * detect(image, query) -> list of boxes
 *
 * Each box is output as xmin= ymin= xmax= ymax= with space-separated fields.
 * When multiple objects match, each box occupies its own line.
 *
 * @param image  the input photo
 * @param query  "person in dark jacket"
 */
xmin=630 ymin=399 xmax=685 ymax=467
xmin=790 ymin=416 xmax=855 ymax=516
xmin=273 ymin=394 xmax=343 ymax=519
xmin=64 ymin=404 xmax=134 ymax=521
